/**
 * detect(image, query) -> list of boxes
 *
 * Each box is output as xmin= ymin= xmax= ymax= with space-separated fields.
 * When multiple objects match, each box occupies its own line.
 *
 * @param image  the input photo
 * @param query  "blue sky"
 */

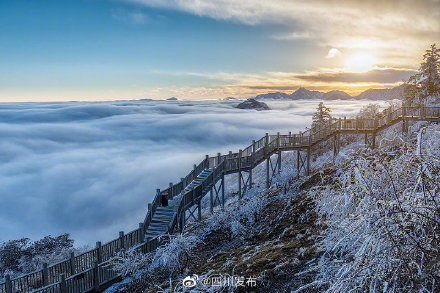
xmin=0 ymin=0 xmax=438 ymax=101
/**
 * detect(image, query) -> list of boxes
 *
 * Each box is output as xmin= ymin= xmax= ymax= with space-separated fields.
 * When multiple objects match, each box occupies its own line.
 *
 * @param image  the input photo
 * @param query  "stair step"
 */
xmin=147 ymin=227 xmax=167 ymax=233
xmin=155 ymin=207 xmax=174 ymax=211
xmin=149 ymin=224 xmax=168 ymax=230
xmin=145 ymin=232 xmax=162 ymax=238
xmin=154 ymin=213 xmax=174 ymax=218
xmin=150 ymin=219 xmax=170 ymax=224
xmin=155 ymin=209 xmax=174 ymax=213
xmin=153 ymin=213 xmax=174 ymax=218
xmin=155 ymin=209 xmax=174 ymax=214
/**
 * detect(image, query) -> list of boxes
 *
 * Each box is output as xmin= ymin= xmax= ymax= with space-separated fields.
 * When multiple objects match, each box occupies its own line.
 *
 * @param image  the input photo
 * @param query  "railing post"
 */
xmin=277 ymin=132 xmax=281 ymax=173
xmin=265 ymin=133 xmax=269 ymax=156
xmin=180 ymin=177 xmax=185 ymax=188
xmin=306 ymin=147 xmax=311 ymax=176
xmin=69 ymin=251 xmax=75 ymax=275
xmin=402 ymin=106 xmax=407 ymax=133
xmin=209 ymin=185 xmax=214 ymax=214
xmin=180 ymin=211 xmax=185 ymax=233
xmin=205 ymin=155 xmax=209 ymax=168
xmin=93 ymin=262 xmax=99 ymax=291
xmin=169 ymin=183 xmax=173 ymax=199
xmin=139 ymin=222 xmax=144 ymax=231
xmin=96 ymin=241 xmax=102 ymax=264
xmin=228 ymin=151 xmax=232 ymax=171
xmin=139 ymin=222 xmax=144 ymax=239
xmin=217 ymin=152 xmax=221 ymax=166
xmin=59 ymin=274 xmax=66 ymax=293
xmin=156 ymin=188 xmax=161 ymax=206
xmin=249 ymin=167 xmax=253 ymax=189
xmin=5 ymin=274 xmax=12 ymax=293
xmin=42 ymin=263 xmax=48 ymax=286
xmin=266 ymin=155 xmax=270 ymax=189
xmin=221 ymin=172 xmax=225 ymax=208
xmin=119 ymin=231 xmax=125 ymax=250
xmin=238 ymin=149 xmax=242 ymax=199
xmin=198 ymin=198 xmax=202 ymax=220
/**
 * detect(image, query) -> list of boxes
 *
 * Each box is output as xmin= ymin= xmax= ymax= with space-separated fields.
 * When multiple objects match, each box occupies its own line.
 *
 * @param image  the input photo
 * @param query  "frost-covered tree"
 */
xmin=299 ymin=123 xmax=440 ymax=292
xmin=357 ymin=103 xmax=380 ymax=119
xmin=0 ymin=234 xmax=77 ymax=278
xmin=312 ymin=102 xmax=332 ymax=129
xmin=405 ymin=43 xmax=440 ymax=105
xmin=0 ymin=238 xmax=32 ymax=275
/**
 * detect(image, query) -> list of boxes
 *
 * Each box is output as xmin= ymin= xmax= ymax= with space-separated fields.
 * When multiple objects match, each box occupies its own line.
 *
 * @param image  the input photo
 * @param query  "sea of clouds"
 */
xmin=0 ymin=99 xmax=386 ymax=245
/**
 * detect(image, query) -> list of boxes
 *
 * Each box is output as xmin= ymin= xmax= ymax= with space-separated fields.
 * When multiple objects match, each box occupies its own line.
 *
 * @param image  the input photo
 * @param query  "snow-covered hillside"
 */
xmin=105 ymin=115 xmax=440 ymax=292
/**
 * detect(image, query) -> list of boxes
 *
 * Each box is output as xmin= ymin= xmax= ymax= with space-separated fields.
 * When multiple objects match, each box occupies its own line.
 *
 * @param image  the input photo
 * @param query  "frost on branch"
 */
xmin=0 ymin=234 xmax=83 ymax=279
xmin=305 ymin=124 xmax=440 ymax=292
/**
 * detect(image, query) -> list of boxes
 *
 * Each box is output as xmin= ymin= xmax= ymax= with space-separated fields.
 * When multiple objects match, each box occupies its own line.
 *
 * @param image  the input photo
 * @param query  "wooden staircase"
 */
xmin=144 ymin=168 xmax=213 ymax=239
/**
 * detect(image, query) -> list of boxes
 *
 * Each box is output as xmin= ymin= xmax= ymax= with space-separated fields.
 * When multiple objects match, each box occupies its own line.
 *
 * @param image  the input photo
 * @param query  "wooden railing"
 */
xmin=1 ymin=105 xmax=439 ymax=293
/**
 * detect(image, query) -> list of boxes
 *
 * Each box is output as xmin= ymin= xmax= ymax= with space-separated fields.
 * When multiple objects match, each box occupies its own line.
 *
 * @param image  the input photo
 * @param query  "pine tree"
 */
xmin=312 ymin=102 xmax=332 ymax=128
xmin=404 ymin=43 xmax=440 ymax=105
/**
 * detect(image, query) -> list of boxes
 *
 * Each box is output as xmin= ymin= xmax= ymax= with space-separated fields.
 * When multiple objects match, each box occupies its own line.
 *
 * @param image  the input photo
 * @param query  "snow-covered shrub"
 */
xmin=110 ymin=233 xmax=201 ymax=283
xmin=305 ymin=124 xmax=440 ymax=292
xmin=111 ymin=248 xmax=153 ymax=279
xmin=150 ymin=234 xmax=201 ymax=276
xmin=0 ymin=234 xmax=81 ymax=279
xmin=205 ymin=187 xmax=271 ymax=240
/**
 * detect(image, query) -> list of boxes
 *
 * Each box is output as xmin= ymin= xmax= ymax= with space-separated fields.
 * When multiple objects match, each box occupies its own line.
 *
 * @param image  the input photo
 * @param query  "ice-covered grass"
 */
xmin=109 ymin=102 xmax=440 ymax=292
xmin=297 ymin=122 xmax=440 ymax=292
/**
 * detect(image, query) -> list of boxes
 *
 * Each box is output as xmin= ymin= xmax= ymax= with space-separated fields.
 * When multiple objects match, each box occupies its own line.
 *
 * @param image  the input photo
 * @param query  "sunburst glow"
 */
xmin=344 ymin=52 xmax=377 ymax=73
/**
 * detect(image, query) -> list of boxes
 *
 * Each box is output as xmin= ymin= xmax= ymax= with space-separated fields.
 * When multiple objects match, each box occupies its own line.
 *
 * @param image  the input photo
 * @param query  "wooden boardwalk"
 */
xmin=1 ymin=105 xmax=439 ymax=293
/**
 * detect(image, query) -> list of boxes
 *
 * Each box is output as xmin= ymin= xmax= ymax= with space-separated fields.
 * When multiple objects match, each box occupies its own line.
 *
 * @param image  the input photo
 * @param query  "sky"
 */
xmin=0 ymin=99 xmax=387 ymax=245
xmin=0 ymin=0 xmax=439 ymax=101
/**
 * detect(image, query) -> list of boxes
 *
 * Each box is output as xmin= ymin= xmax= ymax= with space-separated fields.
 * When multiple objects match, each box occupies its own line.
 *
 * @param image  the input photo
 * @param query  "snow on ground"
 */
xmin=107 ymin=117 xmax=440 ymax=292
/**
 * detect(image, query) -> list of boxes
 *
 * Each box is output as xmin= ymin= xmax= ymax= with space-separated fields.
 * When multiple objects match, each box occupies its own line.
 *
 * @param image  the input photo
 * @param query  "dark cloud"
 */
xmin=246 ymin=86 xmax=299 ymax=91
xmin=295 ymin=69 xmax=416 ymax=83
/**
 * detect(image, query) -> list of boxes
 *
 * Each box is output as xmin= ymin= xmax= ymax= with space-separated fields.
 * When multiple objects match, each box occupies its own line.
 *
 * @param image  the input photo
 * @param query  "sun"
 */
xmin=344 ymin=52 xmax=377 ymax=73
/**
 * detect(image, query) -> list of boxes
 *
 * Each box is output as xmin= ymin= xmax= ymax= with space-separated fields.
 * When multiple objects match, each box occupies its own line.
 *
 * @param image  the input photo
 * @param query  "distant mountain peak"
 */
xmin=291 ymin=87 xmax=324 ymax=99
xmin=294 ymin=87 xmax=309 ymax=94
xmin=254 ymin=92 xmax=292 ymax=100
xmin=355 ymin=84 xmax=405 ymax=100
xmin=253 ymin=85 xmax=404 ymax=101
xmin=235 ymin=98 xmax=270 ymax=111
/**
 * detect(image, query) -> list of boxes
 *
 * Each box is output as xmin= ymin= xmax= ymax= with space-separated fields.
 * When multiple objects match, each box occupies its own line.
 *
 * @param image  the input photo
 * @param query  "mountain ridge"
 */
xmin=254 ymin=84 xmax=405 ymax=101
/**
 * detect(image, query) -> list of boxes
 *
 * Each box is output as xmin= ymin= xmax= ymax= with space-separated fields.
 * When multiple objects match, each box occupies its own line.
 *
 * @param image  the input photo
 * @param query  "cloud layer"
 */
xmin=111 ymin=0 xmax=439 ymax=100
xmin=0 ymin=99 xmax=384 ymax=245
xmin=128 ymin=0 xmax=439 ymax=65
